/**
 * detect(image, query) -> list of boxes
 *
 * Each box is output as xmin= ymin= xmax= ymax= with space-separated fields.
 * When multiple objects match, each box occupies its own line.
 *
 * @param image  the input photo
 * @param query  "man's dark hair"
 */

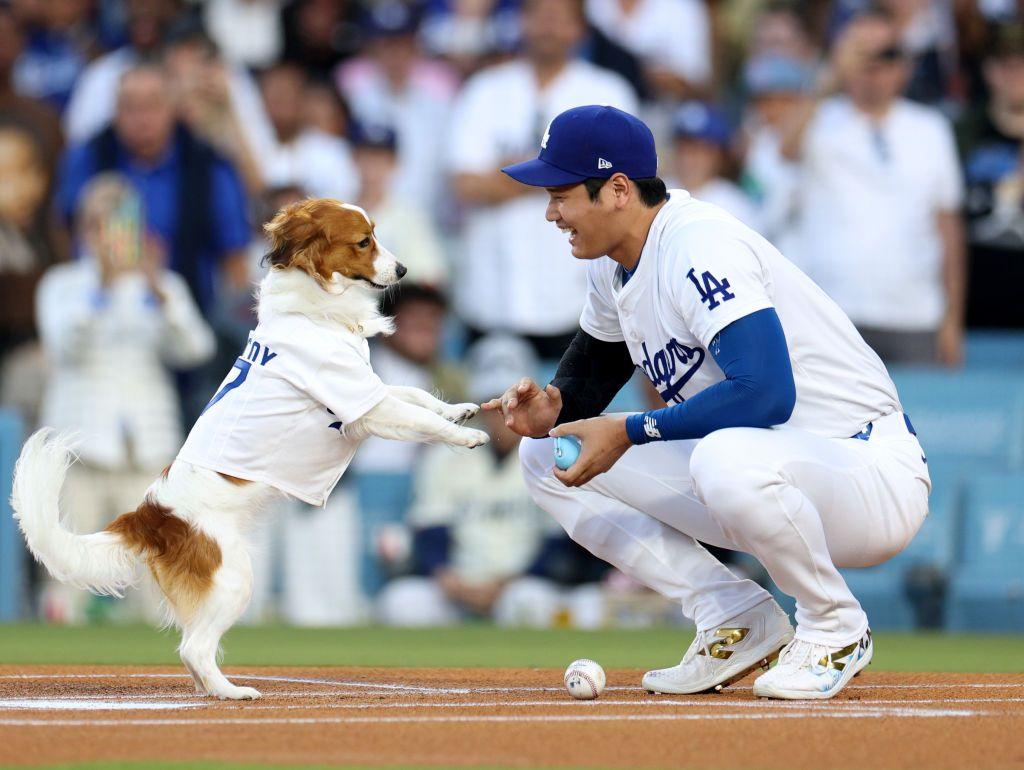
xmin=381 ymin=282 xmax=448 ymax=317
xmin=583 ymin=176 xmax=669 ymax=207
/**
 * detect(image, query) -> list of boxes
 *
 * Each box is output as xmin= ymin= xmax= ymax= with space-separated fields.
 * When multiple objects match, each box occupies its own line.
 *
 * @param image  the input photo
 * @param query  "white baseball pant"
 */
xmin=520 ymin=411 xmax=930 ymax=646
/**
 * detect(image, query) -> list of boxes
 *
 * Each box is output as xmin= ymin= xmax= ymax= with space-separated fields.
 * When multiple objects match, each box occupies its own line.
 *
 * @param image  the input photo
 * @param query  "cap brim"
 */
xmin=501 ymin=158 xmax=589 ymax=187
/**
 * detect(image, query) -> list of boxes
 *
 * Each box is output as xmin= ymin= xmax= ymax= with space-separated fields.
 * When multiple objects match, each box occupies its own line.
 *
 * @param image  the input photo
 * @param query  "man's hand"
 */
xmin=481 ymin=378 xmax=562 ymax=438
xmin=549 ymin=415 xmax=632 ymax=487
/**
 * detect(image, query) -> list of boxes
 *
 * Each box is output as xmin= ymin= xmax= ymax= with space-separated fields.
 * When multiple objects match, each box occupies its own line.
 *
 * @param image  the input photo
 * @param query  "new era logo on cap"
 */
xmin=502 ymin=105 xmax=658 ymax=187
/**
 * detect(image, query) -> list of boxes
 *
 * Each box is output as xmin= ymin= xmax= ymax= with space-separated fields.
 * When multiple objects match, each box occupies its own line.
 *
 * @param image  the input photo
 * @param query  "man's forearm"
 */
xmin=938 ymin=210 xmax=966 ymax=326
xmin=551 ymin=329 xmax=636 ymax=426
xmin=452 ymin=172 xmax=529 ymax=205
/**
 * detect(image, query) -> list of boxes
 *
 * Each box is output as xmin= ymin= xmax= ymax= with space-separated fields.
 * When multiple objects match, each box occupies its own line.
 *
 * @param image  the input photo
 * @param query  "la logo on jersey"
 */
xmin=640 ymin=338 xmax=705 ymax=404
xmin=686 ymin=268 xmax=735 ymax=310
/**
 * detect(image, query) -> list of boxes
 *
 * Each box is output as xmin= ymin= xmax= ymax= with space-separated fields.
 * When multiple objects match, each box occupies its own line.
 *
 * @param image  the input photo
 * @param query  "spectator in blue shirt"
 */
xmin=55 ymin=62 xmax=251 ymax=316
xmin=12 ymin=0 xmax=100 ymax=113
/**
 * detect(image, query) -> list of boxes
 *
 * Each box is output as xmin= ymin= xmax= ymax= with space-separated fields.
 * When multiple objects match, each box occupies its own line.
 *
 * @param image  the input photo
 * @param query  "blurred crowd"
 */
xmin=2 ymin=0 xmax=1023 ymax=627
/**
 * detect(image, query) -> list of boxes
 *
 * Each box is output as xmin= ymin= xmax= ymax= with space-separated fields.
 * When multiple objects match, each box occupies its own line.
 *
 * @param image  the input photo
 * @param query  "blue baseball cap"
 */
xmin=744 ymin=54 xmax=815 ymax=96
xmin=672 ymin=102 xmax=732 ymax=148
xmin=502 ymin=105 xmax=658 ymax=187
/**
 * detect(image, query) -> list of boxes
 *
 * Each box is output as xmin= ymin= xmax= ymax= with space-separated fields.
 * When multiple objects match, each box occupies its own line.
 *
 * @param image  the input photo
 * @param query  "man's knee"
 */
xmin=690 ymin=430 xmax=777 ymax=524
xmin=519 ymin=437 xmax=554 ymax=483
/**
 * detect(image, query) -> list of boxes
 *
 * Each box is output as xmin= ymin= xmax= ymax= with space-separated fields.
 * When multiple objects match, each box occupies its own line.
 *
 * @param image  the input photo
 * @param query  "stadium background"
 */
xmin=0 ymin=0 xmax=1023 ymax=668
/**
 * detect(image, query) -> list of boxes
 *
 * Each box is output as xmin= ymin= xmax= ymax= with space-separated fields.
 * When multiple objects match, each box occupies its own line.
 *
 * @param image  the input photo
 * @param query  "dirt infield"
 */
xmin=0 ymin=665 xmax=1021 ymax=769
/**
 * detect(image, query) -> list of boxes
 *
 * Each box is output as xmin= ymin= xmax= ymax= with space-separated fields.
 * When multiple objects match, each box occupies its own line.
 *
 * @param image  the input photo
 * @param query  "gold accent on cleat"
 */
xmin=697 ymin=627 xmax=750 ymax=660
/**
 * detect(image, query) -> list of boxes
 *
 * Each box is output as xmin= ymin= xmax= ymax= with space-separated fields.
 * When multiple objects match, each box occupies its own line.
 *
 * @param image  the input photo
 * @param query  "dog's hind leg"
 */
xmin=176 ymin=539 xmax=260 ymax=700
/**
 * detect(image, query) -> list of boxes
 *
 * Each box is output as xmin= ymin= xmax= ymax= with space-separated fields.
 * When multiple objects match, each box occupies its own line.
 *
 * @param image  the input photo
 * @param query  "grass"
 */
xmin=0 ymin=622 xmax=1021 ymax=671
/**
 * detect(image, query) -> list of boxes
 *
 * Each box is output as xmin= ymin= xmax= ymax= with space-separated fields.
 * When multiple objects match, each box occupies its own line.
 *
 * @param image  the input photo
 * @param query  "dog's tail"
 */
xmin=11 ymin=429 xmax=140 ymax=597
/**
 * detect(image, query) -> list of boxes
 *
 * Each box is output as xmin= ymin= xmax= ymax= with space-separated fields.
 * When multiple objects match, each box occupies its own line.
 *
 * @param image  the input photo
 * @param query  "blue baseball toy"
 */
xmin=553 ymin=435 xmax=582 ymax=470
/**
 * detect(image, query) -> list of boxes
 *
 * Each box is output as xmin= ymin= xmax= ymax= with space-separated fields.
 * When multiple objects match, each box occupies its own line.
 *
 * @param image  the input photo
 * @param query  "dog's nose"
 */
xmin=395 ymin=263 xmax=407 ymax=279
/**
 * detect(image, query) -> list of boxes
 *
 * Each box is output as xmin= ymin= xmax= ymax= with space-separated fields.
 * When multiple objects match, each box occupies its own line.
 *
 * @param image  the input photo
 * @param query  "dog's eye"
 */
xmin=358 ymin=237 xmax=371 ymax=248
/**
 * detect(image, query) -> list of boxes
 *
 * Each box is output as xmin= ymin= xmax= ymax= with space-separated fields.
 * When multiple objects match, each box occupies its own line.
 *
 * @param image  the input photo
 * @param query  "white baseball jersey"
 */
xmin=580 ymin=189 xmax=901 ymax=438
xmin=410 ymin=445 xmax=559 ymax=582
xmin=177 ymin=311 xmax=388 ymax=506
xmin=796 ymin=97 xmax=963 ymax=331
xmin=446 ymin=59 xmax=637 ymax=335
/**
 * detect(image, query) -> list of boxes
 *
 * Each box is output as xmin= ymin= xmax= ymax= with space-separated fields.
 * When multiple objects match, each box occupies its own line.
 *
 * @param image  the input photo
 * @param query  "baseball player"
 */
xmin=483 ymin=105 xmax=931 ymax=700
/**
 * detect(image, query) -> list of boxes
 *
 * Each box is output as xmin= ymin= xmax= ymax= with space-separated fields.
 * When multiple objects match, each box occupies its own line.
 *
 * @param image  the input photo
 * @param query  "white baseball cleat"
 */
xmin=642 ymin=598 xmax=794 ymax=694
xmin=752 ymin=628 xmax=873 ymax=700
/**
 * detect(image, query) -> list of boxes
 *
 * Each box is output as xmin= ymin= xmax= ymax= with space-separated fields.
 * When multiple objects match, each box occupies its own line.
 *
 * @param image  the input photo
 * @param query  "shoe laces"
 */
xmin=775 ymin=638 xmax=826 ymax=671
xmin=681 ymin=628 xmax=716 ymax=664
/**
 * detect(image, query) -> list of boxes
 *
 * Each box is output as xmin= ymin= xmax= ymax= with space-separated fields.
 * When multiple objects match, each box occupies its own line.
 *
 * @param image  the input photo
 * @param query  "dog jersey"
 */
xmin=177 ymin=310 xmax=388 ymax=506
xmin=580 ymin=189 xmax=901 ymax=438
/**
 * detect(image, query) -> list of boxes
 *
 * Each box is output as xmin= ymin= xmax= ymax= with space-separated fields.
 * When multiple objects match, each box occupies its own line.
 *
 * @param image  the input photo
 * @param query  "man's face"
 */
xmin=0 ymin=129 xmax=47 ymax=230
xmin=114 ymin=69 xmax=176 ymax=162
xmin=388 ymin=298 xmax=444 ymax=365
xmin=372 ymin=35 xmax=418 ymax=84
xmin=126 ymin=0 xmax=177 ymax=52
xmin=522 ymin=0 xmax=584 ymax=64
xmin=545 ymin=181 xmax=620 ymax=261
xmin=752 ymin=91 xmax=804 ymax=128
xmin=985 ymin=53 xmax=1024 ymax=108
xmin=842 ymin=18 xmax=909 ymax=108
xmin=355 ymin=146 xmax=397 ymax=190
xmin=673 ymin=137 xmax=722 ymax=190
xmin=260 ymin=67 xmax=306 ymax=140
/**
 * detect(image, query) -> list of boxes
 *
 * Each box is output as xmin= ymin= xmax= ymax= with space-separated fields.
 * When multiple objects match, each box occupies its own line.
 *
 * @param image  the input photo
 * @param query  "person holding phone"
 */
xmin=33 ymin=173 xmax=215 ymax=624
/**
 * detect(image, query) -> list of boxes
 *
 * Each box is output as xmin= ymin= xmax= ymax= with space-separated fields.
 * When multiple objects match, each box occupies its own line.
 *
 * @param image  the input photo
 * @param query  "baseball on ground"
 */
xmin=563 ymin=658 xmax=606 ymax=700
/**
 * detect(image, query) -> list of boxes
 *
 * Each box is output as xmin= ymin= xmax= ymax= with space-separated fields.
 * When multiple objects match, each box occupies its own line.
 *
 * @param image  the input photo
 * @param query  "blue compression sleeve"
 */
xmin=625 ymin=308 xmax=796 ymax=445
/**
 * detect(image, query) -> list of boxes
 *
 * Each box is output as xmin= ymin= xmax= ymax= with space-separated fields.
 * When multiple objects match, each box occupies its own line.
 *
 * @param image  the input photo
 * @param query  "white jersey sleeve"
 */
xmin=300 ymin=338 xmax=389 ymax=426
xmin=668 ymin=222 xmax=775 ymax=348
xmin=579 ymin=263 xmax=625 ymax=342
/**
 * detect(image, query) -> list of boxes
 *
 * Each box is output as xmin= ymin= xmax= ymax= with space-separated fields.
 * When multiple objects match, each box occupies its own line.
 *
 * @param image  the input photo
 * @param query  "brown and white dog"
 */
xmin=12 ymin=198 xmax=488 ymax=700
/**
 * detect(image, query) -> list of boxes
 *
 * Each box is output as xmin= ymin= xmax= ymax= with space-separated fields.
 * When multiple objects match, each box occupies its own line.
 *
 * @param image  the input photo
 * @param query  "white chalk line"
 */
xmin=0 ymin=690 xmax=377 ymax=701
xmin=1 ymin=695 xmax=1022 ymax=712
xmin=235 ymin=697 xmax=1024 ymax=712
xmin=0 ymin=708 xmax=992 ymax=727
xmin=1 ymin=673 xmax=1021 ymax=697
xmin=0 ymin=673 xmax=480 ymax=694
xmin=0 ymin=694 xmax=1022 ymax=711
xmin=0 ymin=699 xmax=203 ymax=711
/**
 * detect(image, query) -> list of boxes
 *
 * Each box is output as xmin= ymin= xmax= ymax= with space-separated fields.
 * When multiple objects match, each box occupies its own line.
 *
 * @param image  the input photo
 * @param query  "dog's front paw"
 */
xmin=443 ymin=402 xmax=480 ymax=423
xmin=451 ymin=428 xmax=489 ymax=448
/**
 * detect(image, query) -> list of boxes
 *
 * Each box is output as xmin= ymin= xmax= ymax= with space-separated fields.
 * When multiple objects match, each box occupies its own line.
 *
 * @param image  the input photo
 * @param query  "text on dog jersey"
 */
xmin=200 ymin=338 xmax=278 ymax=415
xmin=244 ymin=338 xmax=278 ymax=366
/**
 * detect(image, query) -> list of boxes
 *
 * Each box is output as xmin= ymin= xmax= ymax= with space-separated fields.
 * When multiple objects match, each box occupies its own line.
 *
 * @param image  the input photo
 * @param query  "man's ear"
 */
xmin=610 ymin=174 xmax=632 ymax=208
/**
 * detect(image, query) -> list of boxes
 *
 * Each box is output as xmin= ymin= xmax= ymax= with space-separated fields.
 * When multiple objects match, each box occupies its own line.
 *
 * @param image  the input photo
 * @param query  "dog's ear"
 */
xmin=262 ymin=200 xmax=328 ymax=276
